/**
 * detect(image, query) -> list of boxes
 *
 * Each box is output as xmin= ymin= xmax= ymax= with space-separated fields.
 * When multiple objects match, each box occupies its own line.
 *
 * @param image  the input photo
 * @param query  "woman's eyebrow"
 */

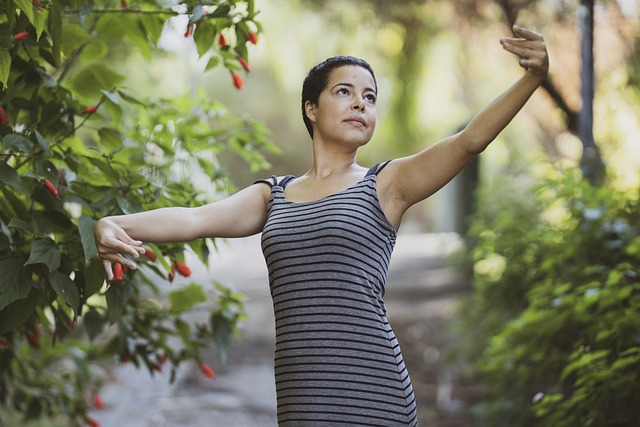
xmin=330 ymin=82 xmax=377 ymax=94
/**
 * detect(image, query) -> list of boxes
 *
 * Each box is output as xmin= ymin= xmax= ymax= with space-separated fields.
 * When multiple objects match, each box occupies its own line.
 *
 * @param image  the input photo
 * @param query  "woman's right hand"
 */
xmin=95 ymin=217 xmax=146 ymax=280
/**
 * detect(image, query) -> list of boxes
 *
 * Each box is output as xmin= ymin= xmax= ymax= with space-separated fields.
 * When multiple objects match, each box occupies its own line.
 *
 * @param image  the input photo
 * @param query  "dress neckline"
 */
xmin=279 ymin=174 xmax=374 ymax=205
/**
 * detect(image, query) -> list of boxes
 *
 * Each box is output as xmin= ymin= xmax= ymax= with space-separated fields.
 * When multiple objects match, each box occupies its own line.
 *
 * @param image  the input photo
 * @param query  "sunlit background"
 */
xmin=119 ymin=0 xmax=639 ymax=233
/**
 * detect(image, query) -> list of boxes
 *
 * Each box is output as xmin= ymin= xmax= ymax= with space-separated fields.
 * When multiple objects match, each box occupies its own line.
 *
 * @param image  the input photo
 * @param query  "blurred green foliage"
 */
xmin=452 ymin=168 xmax=640 ymax=426
xmin=0 ymin=0 xmax=274 ymax=425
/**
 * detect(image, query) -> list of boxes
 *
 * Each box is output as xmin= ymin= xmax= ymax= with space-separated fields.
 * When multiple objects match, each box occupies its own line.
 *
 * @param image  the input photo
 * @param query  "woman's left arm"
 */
xmin=382 ymin=25 xmax=549 ymax=217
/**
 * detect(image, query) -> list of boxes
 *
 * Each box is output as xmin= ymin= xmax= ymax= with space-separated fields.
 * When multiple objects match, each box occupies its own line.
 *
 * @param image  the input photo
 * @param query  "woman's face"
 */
xmin=306 ymin=65 xmax=377 ymax=147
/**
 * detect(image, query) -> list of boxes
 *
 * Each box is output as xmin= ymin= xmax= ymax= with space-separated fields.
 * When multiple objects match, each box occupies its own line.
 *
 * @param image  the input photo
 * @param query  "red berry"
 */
xmin=44 ymin=179 xmax=60 ymax=200
xmin=14 ymin=31 xmax=29 ymax=41
xmin=232 ymin=73 xmax=243 ymax=90
xmin=238 ymin=57 xmax=251 ymax=73
xmin=0 ymin=106 xmax=8 ymax=125
xmin=26 ymin=326 xmax=41 ymax=350
xmin=92 ymin=394 xmax=105 ymax=409
xmin=168 ymin=264 xmax=175 ymax=283
xmin=200 ymin=362 xmax=215 ymax=378
xmin=0 ymin=337 xmax=9 ymax=346
xmin=175 ymin=261 xmax=191 ymax=277
xmin=145 ymin=249 xmax=157 ymax=262
xmin=218 ymin=33 xmax=226 ymax=47
xmin=184 ymin=22 xmax=195 ymax=38
xmin=247 ymin=32 xmax=258 ymax=45
xmin=113 ymin=262 xmax=124 ymax=281
xmin=86 ymin=417 xmax=100 ymax=427
xmin=84 ymin=105 xmax=98 ymax=114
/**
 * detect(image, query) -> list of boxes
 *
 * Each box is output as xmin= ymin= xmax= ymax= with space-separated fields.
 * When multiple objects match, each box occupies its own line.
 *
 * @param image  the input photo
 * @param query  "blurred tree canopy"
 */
xmin=294 ymin=0 xmax=638 ymax=184
xmin=0 ymin=0 xmax=275 ymax=425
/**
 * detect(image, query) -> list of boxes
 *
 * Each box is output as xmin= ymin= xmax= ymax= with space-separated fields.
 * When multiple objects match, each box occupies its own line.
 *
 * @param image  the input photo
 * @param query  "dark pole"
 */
xmin=578 ymin=0 xmax=605 ymax=184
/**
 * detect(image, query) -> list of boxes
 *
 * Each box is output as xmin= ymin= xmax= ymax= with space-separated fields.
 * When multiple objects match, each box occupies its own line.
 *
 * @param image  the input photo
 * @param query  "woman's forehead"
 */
xmin=327 ymin=65 xmax=376 ymax=90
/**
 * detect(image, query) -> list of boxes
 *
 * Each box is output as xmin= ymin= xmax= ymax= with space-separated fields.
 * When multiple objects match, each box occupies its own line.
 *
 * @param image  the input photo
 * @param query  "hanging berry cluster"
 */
xmin=182 ymin=7 xmax=260 ymax=91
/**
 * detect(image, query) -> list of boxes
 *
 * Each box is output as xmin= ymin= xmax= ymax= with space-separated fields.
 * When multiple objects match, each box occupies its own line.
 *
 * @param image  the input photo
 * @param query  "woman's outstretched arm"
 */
xmin=95 ymin=182 xmax=271 ymax=279
xmin=379 ymin=25 xmax=549 ymax=224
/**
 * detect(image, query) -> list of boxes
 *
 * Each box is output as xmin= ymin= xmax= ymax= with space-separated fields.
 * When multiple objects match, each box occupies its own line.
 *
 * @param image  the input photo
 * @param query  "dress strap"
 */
xmin=253 ymin=175 xmax=297 ymax=188
xmin=253 ymin=175 xmax=278 ymax=188
xmin=278 ymin=175 xmax=296 ymax=188
xmin=365 ymin=160 xmax=392 ymax=177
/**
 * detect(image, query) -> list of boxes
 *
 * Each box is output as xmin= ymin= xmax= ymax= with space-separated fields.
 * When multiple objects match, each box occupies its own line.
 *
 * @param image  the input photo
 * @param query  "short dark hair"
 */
xmin=301 ymin=56 xmax=377 ymax=138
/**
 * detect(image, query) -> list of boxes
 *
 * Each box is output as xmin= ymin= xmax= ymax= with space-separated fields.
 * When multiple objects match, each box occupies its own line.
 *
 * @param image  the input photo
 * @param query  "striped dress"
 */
xmin=257 ymin=162 xmax=418 ymax=426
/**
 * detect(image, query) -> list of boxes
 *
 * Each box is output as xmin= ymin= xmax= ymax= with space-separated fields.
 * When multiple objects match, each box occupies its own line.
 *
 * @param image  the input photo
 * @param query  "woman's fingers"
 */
xmin=103 ymin=259 xmax=114 ymax=281
xmin=512 ymin=25 xmax=543 ymax=41
xmin=500 ymin=25 xmax=549 ymax=77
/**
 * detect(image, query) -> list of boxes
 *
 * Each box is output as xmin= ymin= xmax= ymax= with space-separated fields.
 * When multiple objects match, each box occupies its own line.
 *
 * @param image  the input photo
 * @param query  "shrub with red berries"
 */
xmin=0 ymin=1 xmax=270 ymax=426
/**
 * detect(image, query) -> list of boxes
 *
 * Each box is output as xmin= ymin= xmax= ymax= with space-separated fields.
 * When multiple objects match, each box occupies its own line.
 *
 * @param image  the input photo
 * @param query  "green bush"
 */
xmin=0 ymin=1 xmax=274 ymax=426
xmin=453 ymin=168 xmax=640 ymax=427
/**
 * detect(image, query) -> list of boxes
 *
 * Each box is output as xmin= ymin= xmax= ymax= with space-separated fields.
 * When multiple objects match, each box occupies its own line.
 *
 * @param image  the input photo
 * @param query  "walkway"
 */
xmin=89 ymin=233 xmax=473 ymax=426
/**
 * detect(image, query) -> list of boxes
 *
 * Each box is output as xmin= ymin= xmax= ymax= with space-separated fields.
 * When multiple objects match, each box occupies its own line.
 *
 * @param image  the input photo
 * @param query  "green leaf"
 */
xmin=0 ymin=287 xmax=38 ymax=334
xmin=61 ymin=24 xmax=92 ymax=56
xmin=14 ymin=0 xmax=34 ymax=27
xmin=169 ymin=284 xmax=207 ymax=313
xmin=0 ymin=162 xmax=25 ymax=192
xmin=68 ymin=64 xmax=125 ymax=100
xmin=49 ymin=270 xmax=80 ymax=311
xmin=0 ymin=48 xmax=10 ymax=88
xmin=47 ymin=2 xmax=63 ymax=67
xmin=106 ymin=281 xmax=133 ymax=322
xmin=7 ymin=217 xmax=33 ymax=234
xmin=117 ymin=90 xmax=146 ymax=106
xmin=193 ymin=20 xmax=215 ymax=57
xmin=78 ymin=215 xmax=98 ymax=263
xmin=34 ymin=131 xmax=53 ymax=156
xmin=205 ymin=56 xmax=220 ymax=71
xmin=25 ymin=237 xmax=61 ymax=271
xmin=84 ymin=256 xmax=106 ymax=298
xmin=83 ymin=308 xmax=104 ymax=341
xmin=3 ymin=134 xmax=34 ymax=152
xmin=98 ymin=127 xmax=123 ymax=151
xmin=82 ymin=39 xmax=109 ymax=62
xmin=0 ymin=257 xmax=31 ymax=311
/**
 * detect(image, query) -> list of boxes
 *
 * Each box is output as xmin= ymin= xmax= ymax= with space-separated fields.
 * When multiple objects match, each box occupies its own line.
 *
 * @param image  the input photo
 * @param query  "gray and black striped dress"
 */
xmin=257 ymin=161 xmax=418 ymax=426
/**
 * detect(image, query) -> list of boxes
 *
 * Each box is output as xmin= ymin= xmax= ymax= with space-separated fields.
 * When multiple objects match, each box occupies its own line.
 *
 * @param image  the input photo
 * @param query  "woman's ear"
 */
xmin=304 ymin=100 xmax=317 ymax=124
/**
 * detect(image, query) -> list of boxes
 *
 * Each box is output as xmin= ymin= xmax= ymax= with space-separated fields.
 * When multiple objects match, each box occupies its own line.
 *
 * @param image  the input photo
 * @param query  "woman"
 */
xmin=95 ymin=25 xmax=548 ymax=426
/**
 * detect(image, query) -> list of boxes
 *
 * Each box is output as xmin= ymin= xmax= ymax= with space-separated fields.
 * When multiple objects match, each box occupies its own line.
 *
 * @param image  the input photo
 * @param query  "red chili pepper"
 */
xmin=184 ymin=22 xmax=195 ymax=38
xmin=218 ymin=33 xmax=226 ymax=47
xmin=232 ymin=73 xmax=243 ymax=90
xmin=113 ymin=262 xmax=124 ymax=281
xmin=0 ymin=106 xmax=8 ymax=125
xmin=92 ymin=394 xmax=105 ymax=409
xmin=168 ymin=264 xmax=175 ymax=283
xmin=200 ymin=362 xmax=215 ymax=378
xmin=44 ymin=179 xmax=60 ymax=201
xmin=120 ymin=349 xmax=131 ymax=363
xmin=84 ymin=105 xmax=97 ymax=114
xmin=14 ymin=31 xmax=29 ymax=41
xmin=85 ymin=416 xmax=100 ymax=427
xmin=145 ymin=249 xmax=157 ymax=262
xmin=238 ymin=57 xmax=251 ymax=73
xmin=175 ymin=261 xmax=191 ymax=277
xmin=247 ymin=32 xmax=258 ymax=45
xmin=26 ymin=326 xmax=41 ymax=349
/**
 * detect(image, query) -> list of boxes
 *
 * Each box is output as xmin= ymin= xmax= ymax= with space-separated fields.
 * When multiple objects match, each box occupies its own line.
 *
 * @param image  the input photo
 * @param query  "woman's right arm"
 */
xmin=95 ymin=182 xmax=272 ymax=279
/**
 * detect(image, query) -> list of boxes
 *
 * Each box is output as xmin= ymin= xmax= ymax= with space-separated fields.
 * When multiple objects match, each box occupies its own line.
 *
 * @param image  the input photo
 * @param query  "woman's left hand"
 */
xmin=500 ymin=25 xmax=549 ymax=79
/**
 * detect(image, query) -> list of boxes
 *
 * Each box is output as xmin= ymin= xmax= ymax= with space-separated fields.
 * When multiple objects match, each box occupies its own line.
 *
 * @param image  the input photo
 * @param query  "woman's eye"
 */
xmin=338 ymin=88 xmax=349 ymax=95
xmin=365 ymin=94 xmax=377 ymax=103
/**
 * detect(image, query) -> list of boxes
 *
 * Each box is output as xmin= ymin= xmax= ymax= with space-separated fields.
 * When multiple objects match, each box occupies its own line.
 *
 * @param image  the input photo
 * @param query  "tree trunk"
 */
xmin=578 ymin=0 xmax=606 ymax=184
